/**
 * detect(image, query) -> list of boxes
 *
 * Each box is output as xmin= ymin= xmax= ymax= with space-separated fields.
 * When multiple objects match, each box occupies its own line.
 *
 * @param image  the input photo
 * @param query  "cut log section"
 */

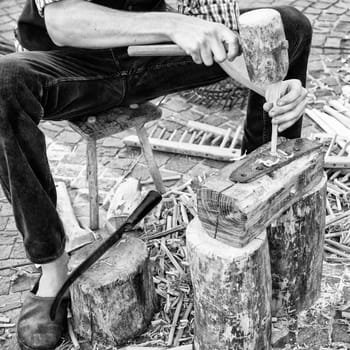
xmin=69 ymin=235 xmax=158 ymax=346
xmin=186 ymin=217 xmax=272 ymax=350
xmin=268 ymin=173 xmax=327 ymax=316
xmin=197 ymin=139 xmax=325 ymax=247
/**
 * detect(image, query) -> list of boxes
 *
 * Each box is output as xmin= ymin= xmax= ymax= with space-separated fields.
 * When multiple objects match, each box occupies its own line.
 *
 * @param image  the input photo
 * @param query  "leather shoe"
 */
xmin=17 ymin=281 xmax=68 ymax=350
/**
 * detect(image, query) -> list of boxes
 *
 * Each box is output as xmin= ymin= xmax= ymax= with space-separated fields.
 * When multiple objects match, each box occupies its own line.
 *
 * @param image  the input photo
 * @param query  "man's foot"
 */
xmin=17 ymin=252 xmax=70 ymax=350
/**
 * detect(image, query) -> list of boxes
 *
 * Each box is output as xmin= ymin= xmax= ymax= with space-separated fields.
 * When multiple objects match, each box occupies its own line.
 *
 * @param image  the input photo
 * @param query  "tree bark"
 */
xmin=268 ymin=173 xmax=327 ymax=317
xmin=69 ymin=235 xmax=158 ymax=346
xmin=186 ymin=217 xmax=272 ymax=350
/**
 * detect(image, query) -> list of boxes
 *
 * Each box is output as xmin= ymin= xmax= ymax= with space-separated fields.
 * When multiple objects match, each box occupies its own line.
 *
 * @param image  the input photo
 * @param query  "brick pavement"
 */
xmin=0 ymin=0 xmax=350 ymax=348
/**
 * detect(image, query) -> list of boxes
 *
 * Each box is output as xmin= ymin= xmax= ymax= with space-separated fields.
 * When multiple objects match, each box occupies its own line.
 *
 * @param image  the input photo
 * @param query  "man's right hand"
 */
xmin=169 ymin=17 xmax=241 ymax=66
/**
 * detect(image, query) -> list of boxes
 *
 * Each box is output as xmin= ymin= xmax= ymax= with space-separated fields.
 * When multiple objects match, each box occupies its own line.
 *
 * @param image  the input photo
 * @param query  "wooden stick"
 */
xmin=174 ymin=302 xmax=193 ymax=346
xmin=220 ymin=128 xmax=232 ymax=148
xmin=136 ymin=126 xmax=166 ymax=194
xmin=141 ymin=175 xmax=182 ymax=186
xmin=325 ymin=134 xmax=337 ymax=158
xmin=330 ymin=100 xmax=350 ymax=118
xmin=230 ymin=125 xmax=242 ymax=150
xmin=325 ymin=239 xmax=350 ymax=254
xmin=179 ymin=130 xmax=188 ymax=143
xmin=325 ymin=244 xmax=350 ymax=258
xmin=324 ymin=106 xmax=350 ymax=129
xmin=167 ymin=294 xmax=184 ymax=346
xmin=161 ymin=241 xmax=186 ymax=277
xmin=188 ymin=120 xmax=232 ymax=137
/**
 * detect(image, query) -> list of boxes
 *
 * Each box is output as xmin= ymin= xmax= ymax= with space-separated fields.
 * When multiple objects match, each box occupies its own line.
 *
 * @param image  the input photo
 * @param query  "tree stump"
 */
xmin=68 ymin=235 xmax=158 ymax=346
xmin=186 ymin=217 xmax=272 ymax=350
xmin=268 ymin=173 xmax=327 ymax=317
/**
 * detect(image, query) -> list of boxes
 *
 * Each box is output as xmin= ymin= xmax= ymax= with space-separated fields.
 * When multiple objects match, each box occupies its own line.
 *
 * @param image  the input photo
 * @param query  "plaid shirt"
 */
xmin=179 ymin=0 xmax=239 ymax=30
xmin=35 ymin=0 xmax=64 ymax=16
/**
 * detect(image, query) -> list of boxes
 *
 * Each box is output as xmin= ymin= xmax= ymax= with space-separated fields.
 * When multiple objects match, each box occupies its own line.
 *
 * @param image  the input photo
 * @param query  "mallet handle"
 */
xmin=128 ymin=44 xmax=186 ymax=56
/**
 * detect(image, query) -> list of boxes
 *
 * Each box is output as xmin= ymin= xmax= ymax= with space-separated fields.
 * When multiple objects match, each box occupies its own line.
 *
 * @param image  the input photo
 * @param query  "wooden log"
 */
xmin=186 ymin=217 xmax=272 ymax=350
xmin=267 ymin=173 xmax=326 ymax=317
xmin=69 ymin=235 xmax=158 ymax=346
xmin=197 ymin=139 xmax=325 ymax=247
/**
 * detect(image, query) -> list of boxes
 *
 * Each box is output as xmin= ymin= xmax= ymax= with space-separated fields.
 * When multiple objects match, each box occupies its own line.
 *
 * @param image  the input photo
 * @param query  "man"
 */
xmin=0 ymin=0 xmax=311 ymax=348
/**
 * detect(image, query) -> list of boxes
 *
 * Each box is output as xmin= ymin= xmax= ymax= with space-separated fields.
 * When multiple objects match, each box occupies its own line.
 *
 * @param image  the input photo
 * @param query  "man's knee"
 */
xmin=279 ymin=6 xmax=312 ymax=47
xmin=0 ymin=54 xmax=33 ymax=99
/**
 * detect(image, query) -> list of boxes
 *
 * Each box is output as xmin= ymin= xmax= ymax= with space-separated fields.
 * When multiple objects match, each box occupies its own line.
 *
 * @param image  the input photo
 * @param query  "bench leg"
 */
xmin=86 ymin=138 xmax=99 ymax=230
xmin=136 ymin=126 xmax=166 ymax=194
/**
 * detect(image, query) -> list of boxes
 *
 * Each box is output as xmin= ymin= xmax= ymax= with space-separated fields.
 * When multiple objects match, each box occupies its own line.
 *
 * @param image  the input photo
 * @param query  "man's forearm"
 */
xmin=45 ymin=0 xmax=180 ymax=48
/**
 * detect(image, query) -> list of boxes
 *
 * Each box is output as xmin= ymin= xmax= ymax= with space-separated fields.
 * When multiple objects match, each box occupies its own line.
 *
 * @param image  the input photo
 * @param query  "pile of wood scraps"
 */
xmin=307 ymin=97 xmax=350 ymax=263
xmin=123 ymin=120 xmax=243 ymax=161
xmin=137 ymin=180 xmax=198 ymax=347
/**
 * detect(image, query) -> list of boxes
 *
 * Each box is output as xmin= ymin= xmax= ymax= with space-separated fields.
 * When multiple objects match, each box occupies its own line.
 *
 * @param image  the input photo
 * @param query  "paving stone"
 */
xmin=0 ymin=217 xmax=9 ymax=231
xmin=0 ymin=277 xmax=11 ymax=295
xmin=325 ymin=37 xmax=342 ymax=48
xmin=312 ymin=2 xmax=332 ymax=9
xmin=9 ymin=244 xmax=26 ymax=260
xmin=201 ymin=115 xmax=229 ymax=127
xmin=102 ymin=136 xmax=125 ymax=148
xmin=10 ymin=272 xmax=39 ymax=293
xmin=0 ymin=246 xmax=12 ymax=260
xmin=0 ymin=294 xmax=22 ymax=313
xmin=164 ymin=155 xmax=197 ymax=173
xmin=57 ymin=130 xmax=82 ymax=144
xmin=0 ymin=203 xmax=13 ymax=217
xmin=161 ymin=96 xmax=191 ymax=113
xmin=326 ymin=6 xmax=348 ymax=15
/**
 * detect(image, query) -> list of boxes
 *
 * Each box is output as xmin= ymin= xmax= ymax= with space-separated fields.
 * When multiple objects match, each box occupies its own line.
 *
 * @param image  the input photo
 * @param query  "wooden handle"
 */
xmin=128 ymin=44 xmax=186 ymax=57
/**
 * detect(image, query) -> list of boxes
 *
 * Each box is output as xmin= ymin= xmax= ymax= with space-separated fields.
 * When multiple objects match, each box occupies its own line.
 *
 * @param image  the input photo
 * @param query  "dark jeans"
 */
xmin=0 ymin=6 xmax=312 ymax=263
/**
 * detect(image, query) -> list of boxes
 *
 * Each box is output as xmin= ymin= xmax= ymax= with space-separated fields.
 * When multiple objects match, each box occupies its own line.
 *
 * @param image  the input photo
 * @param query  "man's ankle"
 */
xmin=36 ymin=252 xmax=69 ymax=297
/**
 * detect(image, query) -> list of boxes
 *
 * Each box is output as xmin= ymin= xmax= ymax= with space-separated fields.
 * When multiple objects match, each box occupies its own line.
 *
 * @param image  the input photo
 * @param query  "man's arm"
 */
xmin=44 ymin=0 xmax=240 ymax=66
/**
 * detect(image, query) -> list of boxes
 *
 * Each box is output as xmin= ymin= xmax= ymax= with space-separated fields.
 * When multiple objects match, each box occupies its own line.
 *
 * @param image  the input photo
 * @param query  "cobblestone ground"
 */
xmin=0 ymin=0 xmax=350 ymax=349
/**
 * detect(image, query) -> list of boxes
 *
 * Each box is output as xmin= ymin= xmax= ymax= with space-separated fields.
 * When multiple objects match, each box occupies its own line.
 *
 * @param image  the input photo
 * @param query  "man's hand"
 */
xmin=264 ymin=79 xmax=308 ymax=132
xmin=170 ymin=17 xmax=240 ymax=66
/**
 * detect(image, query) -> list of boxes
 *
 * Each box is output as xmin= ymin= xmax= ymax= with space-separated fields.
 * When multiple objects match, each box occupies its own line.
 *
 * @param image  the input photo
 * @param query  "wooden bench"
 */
xmin=69 ymin=102 xmax=165 ymax=230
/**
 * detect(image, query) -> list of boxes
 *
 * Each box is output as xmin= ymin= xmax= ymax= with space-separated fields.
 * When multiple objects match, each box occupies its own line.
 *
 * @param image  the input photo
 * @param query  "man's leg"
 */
xmin=0 ymin=48 xmax=125 ymax=349
xmin=117 ymin=6 xmax=312 ymax=154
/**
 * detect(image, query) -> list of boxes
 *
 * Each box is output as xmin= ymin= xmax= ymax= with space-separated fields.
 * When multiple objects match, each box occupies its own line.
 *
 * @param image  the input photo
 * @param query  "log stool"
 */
xmin=69 ymin=102 xmax=165 ymax=230
xmin=68 ymin=234 xmax=158 ymax=346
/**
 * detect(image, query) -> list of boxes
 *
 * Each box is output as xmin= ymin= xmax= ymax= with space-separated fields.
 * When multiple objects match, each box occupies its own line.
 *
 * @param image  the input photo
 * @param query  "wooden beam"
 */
xmin=197 ymin=139 xmax=325 ymax=247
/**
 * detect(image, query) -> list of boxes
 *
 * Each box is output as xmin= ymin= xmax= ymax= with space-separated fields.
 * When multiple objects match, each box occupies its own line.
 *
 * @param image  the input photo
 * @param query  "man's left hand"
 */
xmin=263 ymin=79 xmax=308 ymax=133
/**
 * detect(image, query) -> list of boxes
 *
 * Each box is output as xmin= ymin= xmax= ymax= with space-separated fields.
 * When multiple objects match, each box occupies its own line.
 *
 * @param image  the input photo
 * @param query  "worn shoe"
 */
xmin=17 ymin=282 xmax=68 ymax=350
